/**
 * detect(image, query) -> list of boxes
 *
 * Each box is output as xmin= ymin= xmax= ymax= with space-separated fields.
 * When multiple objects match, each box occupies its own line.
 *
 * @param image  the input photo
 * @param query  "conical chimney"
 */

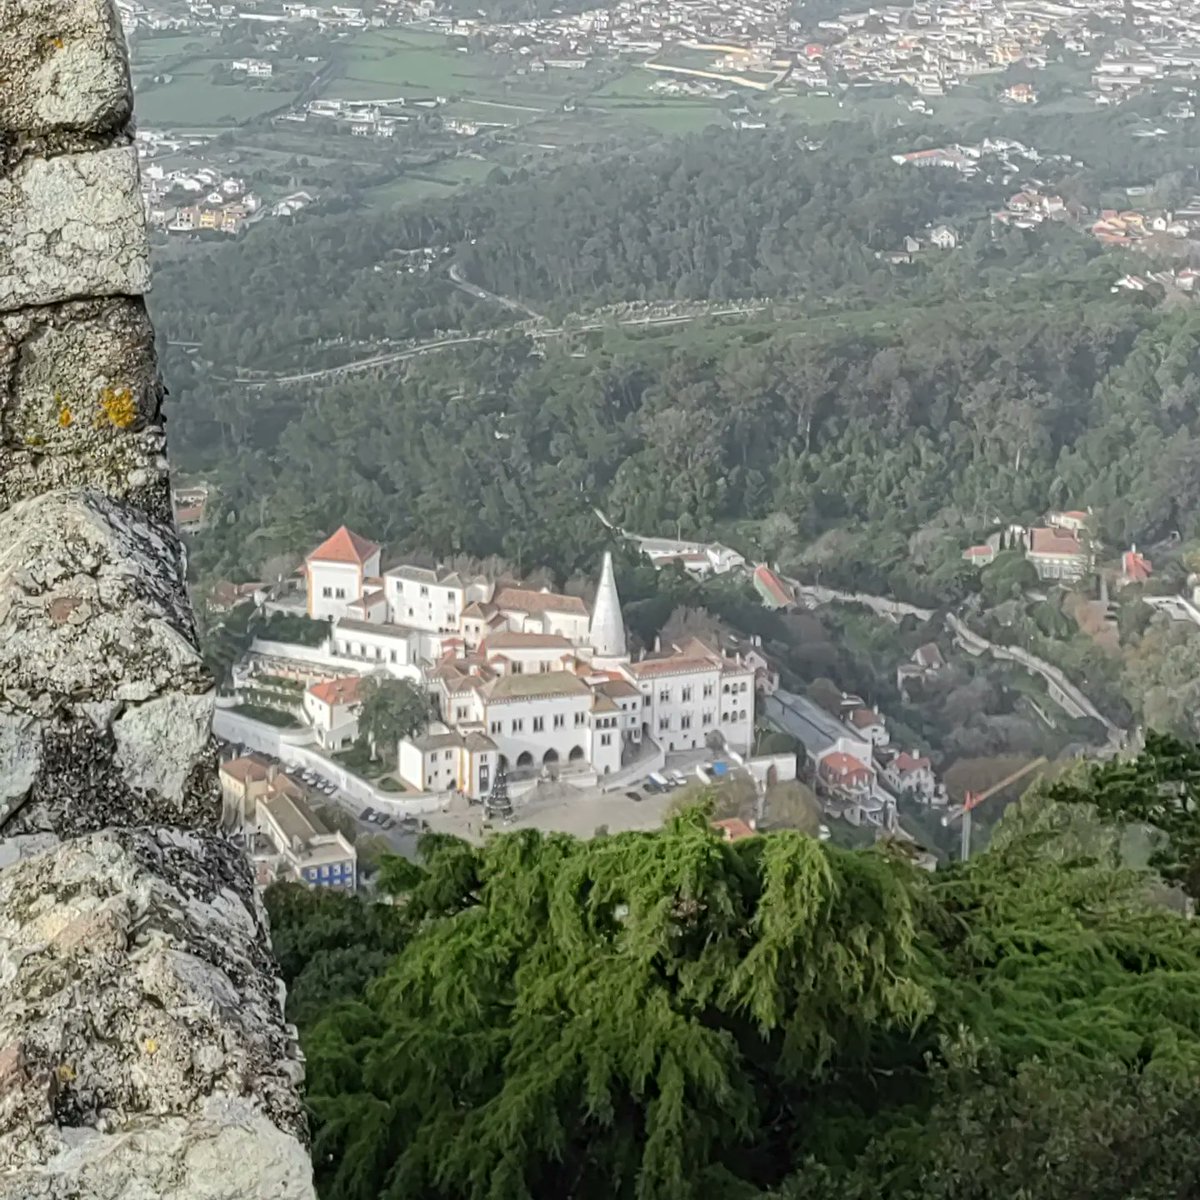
xmin=589 ymin=551 xmax=627 ymax=660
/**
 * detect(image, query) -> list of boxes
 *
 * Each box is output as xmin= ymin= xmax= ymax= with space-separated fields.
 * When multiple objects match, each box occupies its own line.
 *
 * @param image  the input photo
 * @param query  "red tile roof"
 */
xmin=1029 ymin=528 xmax=1087 ymax=558
xmin=307 ymin=526 xmax=380 ymax=566
xmin=850 ymin=708 xmax=883 ymax=729
xmin=493 ymin=586 xmax=588 ymax=617
xmin=1122 ymin=548 xmax=1152 ymax=583
xmin=893 ymin=751 xmax=931 ymax=773
xmin=220 ymin=755 xmax=270 ymax=785
xmin=712 ymin=817 xmax=756 ymax=842
xmin=754 ymin=564 xmax=794 ymax=607
xmin=819 ymin=752 xmax=872 ymax=785
xmin=307 ymin=675 xmax=363 ymax=707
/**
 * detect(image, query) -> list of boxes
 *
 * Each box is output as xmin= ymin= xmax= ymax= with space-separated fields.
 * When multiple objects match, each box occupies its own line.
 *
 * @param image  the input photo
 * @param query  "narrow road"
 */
xmin=227 ymin=304 xmax=766 ymax=388
xmin=449 ymin=262 xmax=544 ymax=321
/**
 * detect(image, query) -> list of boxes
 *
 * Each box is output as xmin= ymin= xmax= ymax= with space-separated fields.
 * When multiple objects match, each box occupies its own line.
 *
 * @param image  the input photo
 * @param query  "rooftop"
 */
xmin=1029 ymin=528 xmax=1088 ymax=558
xmin=219 ymin=754 xmax=271 ymax=785
xmin=308 ymin=525 xmax=380 ymax=566
xmin=482 ymin=631 xmax=575 ymax=651
xmin=307 ymin=675 xmax=363 ymax=707
xmin=493 ymin=586 xmax=588 ymax=618
xmin=483 ymin=671 xmax=591 ymax=703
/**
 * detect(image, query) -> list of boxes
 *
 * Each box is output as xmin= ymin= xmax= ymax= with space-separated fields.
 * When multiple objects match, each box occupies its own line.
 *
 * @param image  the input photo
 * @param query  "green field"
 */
xmin=134 ymin=71 xmax=289 ymax=127
xmin=326 ymin=32 xmax=505 ymax=100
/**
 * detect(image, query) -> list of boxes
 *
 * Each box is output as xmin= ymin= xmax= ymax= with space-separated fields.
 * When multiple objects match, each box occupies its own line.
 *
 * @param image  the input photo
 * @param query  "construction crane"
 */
xmin=942 ymin=756 xmax=1048 ymax=861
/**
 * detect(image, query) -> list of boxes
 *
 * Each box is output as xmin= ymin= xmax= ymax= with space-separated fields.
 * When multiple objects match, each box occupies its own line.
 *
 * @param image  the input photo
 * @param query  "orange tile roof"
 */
xmin=626 ymin=656 xmax=721 ymax=679
xmin=1122 ymin=549 xmax=1152 ymax=582
xmin=893 ymin=751 xmax=931 ymax=773
xmin=1029 ymin=528 xmax=1087 ymax=558
xmin=220 ymin=755 xmax=270 ymax=785
xmin=850 ymin=708 xmax=883 ymax=729
xmin=493 ymin=586 xmax=588 ymax=617
xmin=307 ymin=526 xmax=380 ymax=566
xmin=819 ymin=752 xmax=872 ymax=784
xmin=712 ymin=818 xmax=756 ymax=842
xmin=307 ymin=675 xmax=363 ymax=707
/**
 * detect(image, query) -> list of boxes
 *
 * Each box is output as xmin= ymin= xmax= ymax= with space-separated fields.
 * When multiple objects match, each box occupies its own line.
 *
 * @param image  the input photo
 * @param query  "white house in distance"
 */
xmin=303 ymin=674 xmax=363 ymax=751
xmin=306 ymin=526 xmax=382 ymax=621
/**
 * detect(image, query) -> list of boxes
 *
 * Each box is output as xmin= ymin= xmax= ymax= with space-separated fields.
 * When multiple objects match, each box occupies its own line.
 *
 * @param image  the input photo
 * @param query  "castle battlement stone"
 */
xmin=0 ymin=0 xmax=317 ymax=1193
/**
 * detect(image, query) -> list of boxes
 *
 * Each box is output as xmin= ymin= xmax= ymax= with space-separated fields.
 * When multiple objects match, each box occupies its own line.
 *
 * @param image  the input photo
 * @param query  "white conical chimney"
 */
xmin=589 ymin=551 xmax=627 ymax=660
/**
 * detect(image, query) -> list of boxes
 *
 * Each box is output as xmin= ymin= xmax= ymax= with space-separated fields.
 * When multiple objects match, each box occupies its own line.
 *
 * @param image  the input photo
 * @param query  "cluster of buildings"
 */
xmin=136 ymin=143 xmax=264 ymax=236
xmin=962 ymin=508 xmax=1157 ymax=590
xmin=963 ymin=509 xmax=1095 ymax=582
xmin=765 ymin=687 xmax=943 ymax=830
xmin=234 ymin=527 xmax=763 ymax=800
xmin=219 ymin=754 xmax=358 ymax=891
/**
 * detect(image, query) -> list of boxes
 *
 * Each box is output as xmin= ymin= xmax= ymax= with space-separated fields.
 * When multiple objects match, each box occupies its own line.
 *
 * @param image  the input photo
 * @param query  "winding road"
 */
xmin=228 ymin=303 xmax=766 ymax=388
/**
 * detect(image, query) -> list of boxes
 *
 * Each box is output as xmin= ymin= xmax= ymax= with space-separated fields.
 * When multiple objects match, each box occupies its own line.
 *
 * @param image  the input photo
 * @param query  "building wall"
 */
xmin=502 ymin=608 xmax=590 ymax=643
xmin=331 ymin=624 xmax=422 ymax=681
xmin=308 ymin=560 xmax=361 ymax=621
xmin=628 ymin=664 xmax=755 ymax=754
xmin=589 ymin=714 xmax=623 ymax=775
xmin=386 ymin=575 xmax=465 ymax=632
xmin=482 ymin=693 xmax=593 ymax=768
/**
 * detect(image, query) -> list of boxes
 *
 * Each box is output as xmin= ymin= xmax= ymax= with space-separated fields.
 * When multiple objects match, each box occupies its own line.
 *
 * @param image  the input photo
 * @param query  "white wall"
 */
xmin=330 ymin=624 xmax=422 ymax=682
xmin=633 ymin=664 xmax=755 ymax=755
xmin=308 ymin=561 xmax=361 ymax=622
xmin=483 ymin=693 xmax=592 ymax=769
xmin=214 ymin=708 xmax=443 ymax=813
xmin=387 ymin=573 xmax=465 ymax=632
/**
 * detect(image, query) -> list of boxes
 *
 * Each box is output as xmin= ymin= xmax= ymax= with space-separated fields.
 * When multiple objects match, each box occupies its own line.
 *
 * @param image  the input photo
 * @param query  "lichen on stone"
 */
xmin=96 ymin=383 xmax=134 ymax=428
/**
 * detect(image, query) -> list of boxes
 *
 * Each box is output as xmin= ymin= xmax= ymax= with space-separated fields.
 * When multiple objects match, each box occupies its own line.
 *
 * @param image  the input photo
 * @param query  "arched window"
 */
xmin=543 ymin=748 xmax=559 ymax=765
xmin=517 ymin=751 xmax=534 ymax=768
xmin=568 ymin=745 xmax=585 ymax=762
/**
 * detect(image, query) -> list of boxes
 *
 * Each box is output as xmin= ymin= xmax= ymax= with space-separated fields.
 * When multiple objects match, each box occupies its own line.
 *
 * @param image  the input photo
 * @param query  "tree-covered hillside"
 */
xmin=269 ymin=736 xmax=1200 ymax=1200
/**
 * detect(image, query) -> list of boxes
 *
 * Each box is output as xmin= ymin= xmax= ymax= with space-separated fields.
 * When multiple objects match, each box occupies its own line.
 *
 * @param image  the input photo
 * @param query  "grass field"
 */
xmin=326 ymin=32 xmax=507 ymax=100
xmin=135 ymin=71 xmax=289 ymax=126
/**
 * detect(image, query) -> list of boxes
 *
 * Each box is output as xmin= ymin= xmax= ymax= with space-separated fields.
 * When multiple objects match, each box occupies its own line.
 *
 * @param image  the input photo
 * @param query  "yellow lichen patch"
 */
xmin=143 ymin=1038 xmax=159 ymax=1056
xmin=97 ymin=385 xmax=137 ymax=429
xmin=57 ymin=405 xmax=73 ymax=429
xmin=56 ymin=1063 xmax=76 ymax=1083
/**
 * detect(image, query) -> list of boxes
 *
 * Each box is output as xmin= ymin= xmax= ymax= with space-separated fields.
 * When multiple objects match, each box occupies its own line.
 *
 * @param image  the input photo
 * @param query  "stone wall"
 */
xmin=0 ymin=1 xmax=316 ymax=1195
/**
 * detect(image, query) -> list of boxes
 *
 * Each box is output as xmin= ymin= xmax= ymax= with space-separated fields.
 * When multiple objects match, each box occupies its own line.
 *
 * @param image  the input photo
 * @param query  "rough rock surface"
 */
xmin=0 ymin=298 xmax=170 ymax=520
xmin=0 ymin=0 xmax=132 ymax=143
xmin=0 ymin=0 xmax=318 ymax=1191
xmin=0 ymin=148 xmax=149 ymax=309
xmin=0 ymin=489 xmax=219 ymax=835
xmin=0 ymin=829 xmax=312 ymax=1199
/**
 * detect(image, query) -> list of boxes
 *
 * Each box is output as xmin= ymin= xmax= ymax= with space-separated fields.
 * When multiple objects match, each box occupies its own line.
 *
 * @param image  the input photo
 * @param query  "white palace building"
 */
xmin=260 ymin=526 xmax=757 ymax=798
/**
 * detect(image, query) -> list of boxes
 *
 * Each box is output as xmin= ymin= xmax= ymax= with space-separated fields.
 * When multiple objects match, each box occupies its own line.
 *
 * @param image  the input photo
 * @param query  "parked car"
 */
xmin=360 ymin=807 xmax=375 ymax=822
xmin=643 ymin=777 xmax=665 ymax=794
xmin=624 ymin=791 xmax=642 ymax=803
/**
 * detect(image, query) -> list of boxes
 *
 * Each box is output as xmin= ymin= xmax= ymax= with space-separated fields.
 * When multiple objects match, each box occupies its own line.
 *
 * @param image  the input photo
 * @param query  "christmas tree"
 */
xmin=485 ymin=762 xmax=512 ymax=820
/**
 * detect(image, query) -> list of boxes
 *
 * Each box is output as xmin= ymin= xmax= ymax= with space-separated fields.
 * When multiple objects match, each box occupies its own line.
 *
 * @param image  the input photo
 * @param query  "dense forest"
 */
xmin=160 ymin=111 xmax=1200 ymax=740
xmin=269 ymin=736 xmax=1200 ymax=1200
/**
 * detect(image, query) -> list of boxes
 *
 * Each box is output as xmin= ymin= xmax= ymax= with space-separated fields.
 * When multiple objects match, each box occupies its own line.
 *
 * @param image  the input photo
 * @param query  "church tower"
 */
xmin=589 ymin=551 xmax=627 ymax=661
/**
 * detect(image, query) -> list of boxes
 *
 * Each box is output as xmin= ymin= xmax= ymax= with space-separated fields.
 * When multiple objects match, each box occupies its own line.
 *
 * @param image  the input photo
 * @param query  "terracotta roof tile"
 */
xmin=308 ymin=526 xmax=380 ymax=566
xmin=307 ymin=675 xmax=363 ymax=707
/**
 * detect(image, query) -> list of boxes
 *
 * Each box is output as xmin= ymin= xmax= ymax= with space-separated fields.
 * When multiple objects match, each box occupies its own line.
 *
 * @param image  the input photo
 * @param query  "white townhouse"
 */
xmin=620 ymin=638 xmax=755 ymax=755
xmin=305 ymin=526 xmax=381 ymax=622
xmin=302 ymin=674 xmax=363 ymax=751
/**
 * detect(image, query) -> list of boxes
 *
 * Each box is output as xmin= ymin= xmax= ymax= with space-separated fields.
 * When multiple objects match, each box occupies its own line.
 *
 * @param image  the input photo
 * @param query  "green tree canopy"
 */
xmin=294 ymin=764 xmax=1200 ymax=1200
xmin=356 ymin=673 xmax=433 ymax=764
